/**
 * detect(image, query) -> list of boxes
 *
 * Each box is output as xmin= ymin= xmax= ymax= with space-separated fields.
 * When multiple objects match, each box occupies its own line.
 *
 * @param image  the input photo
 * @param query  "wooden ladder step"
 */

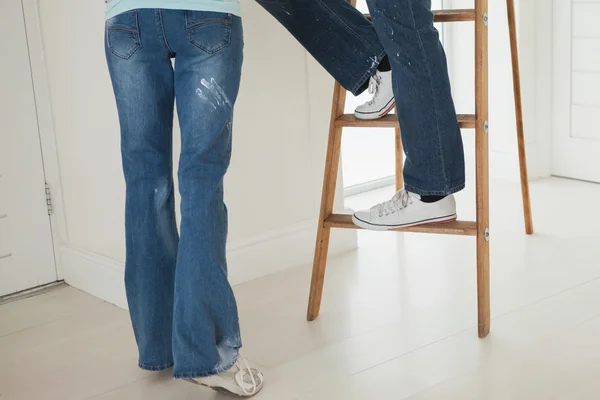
xmin=335 ymin=114 xmax=476 ymax=129
xmin=365 ymin=9 xmax=476 ymax=23
xmin=433 ymin=9 xmax=477 ymax=22
xmin=324 ymin=213 xmax=477 ymax=236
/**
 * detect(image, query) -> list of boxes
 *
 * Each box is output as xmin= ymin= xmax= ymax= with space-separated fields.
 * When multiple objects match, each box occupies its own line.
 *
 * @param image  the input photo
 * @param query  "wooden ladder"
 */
xmin=307 ymin=0 xmax=533 ymax=339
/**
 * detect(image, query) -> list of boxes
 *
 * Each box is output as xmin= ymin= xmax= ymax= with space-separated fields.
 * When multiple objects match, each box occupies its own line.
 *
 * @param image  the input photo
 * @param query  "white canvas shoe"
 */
xmin=354 ymin=70 xmax=395 ymax=120
xmin=352 ymin=190 xmax=457 ymax=231
xmin=187 ymin=355 xmax=264 ymax=397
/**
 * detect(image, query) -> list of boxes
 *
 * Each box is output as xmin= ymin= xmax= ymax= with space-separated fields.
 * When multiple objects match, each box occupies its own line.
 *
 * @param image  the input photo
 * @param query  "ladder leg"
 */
xmin=395 ymin=125 xmax=404 ymax=191
xmin=307 ymin=128 xmax=342 ymax=321
xmin=307 ymin=82 xmax=346 ymax=321
xmin=476 ymin=193 xmax=491 ymax=338
xmin=507 ymin=0 xmax=534 ymax=235
xmin=308 ymin=226 xmax=332 ymax=321
xmin=476 ymin=0 xmax=490 ymax=338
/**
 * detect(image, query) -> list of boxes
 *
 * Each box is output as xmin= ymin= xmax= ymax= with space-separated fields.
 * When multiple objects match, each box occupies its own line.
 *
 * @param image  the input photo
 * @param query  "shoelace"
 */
xmin=366 ymin=72 xmax=383 ymax=105
xmin=235 ymin=354 xmax=258 ymax=396
xmin=376 ymin=190 xmax=411 ymax=217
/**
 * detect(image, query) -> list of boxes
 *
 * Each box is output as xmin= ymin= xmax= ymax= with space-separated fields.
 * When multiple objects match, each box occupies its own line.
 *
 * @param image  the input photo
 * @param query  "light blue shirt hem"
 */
xmin=106 ymin=1 xmax=241 ymax=20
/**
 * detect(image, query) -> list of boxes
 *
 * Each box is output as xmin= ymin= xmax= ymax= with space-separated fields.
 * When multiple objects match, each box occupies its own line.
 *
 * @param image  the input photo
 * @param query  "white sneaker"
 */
xmin=187 ymin=355 xmax=264 ymax=397
xmin=352 ymin=190 xmax=457 ymax=231
xmin=354 ymin=70 xmax=395 ymax=120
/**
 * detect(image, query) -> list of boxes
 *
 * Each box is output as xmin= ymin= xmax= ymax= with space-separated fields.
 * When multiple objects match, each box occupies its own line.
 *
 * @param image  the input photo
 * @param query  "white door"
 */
xmin=553 ymin=0 xmax=600 ymax=183
xmin=0 ymin=0 xmax=57 ymax=296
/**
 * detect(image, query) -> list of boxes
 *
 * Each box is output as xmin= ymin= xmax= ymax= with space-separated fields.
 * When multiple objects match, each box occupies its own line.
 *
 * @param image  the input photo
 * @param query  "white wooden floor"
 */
xmin=2 ymin=177 xmax=600 ymax=400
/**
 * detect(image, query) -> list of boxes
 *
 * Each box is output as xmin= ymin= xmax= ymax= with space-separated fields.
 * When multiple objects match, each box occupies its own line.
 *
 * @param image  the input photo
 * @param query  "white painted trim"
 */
xmin=552 ymin=0 xmax=576 ymax=177
xmin=61 ymin=218 xmax=357 ymax=309
xmin=530 ymin=0 xmax=554 ymax=179
xmin=551 ymin=0 xmax=570 ymax=144
xmin=21 ymin=0 xmax=69 ymax=280
xmin=0 ymin=282 xmax=66 ymax=306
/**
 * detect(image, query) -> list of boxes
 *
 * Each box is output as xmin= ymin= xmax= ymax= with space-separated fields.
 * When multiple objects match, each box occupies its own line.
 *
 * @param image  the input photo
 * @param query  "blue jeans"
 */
xmin=105 ymin=9 xmax=243 ymax=378
xmin=257 ymin=0 xmax=465 ymax=195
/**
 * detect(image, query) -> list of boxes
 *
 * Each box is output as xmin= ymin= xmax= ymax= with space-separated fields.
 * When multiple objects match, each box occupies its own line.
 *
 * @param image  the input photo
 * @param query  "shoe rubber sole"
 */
xmin=354 ymin=100 xmax=396 ymax=120
xmin=351 ymin=213 xmax=458 ymax=231
xmin=187 ymin=378 xmax=259 ymax=398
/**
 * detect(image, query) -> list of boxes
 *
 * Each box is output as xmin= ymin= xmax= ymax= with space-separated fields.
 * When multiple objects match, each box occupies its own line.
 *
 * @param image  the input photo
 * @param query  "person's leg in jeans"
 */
xmin=256 ymin=0 xmax=395 ymax=119
xmin=105 ymin=9 xmax=263 ymax=396
xmin=106 ymin=9 xmax=178 ymax=370
xmin=369 ymin=0 xmax=465 ymax=194
xmin=353 ymin=0 xmax=465 ymax=229
xmin=257 ymin=0 xmax=464 ymax=227
xmin=164 ymin=9 xmax=243 ymax=378
xmin=257 ymin=0 xmax=383 ymax=94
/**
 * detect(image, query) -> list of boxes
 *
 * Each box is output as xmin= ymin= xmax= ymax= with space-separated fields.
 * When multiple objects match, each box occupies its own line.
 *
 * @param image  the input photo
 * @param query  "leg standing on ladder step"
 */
xmin=307 ymin=82 xmax=347 ymax=321
xmin=475 ymin=0 xmax=491 ymax=338
xmin=365 ymin=0 xmax=465 ymax=197
xmin=352 ymin=0 xmax=465 ymax=231
xmin=507 ymin=0 xmax=534 ymax=235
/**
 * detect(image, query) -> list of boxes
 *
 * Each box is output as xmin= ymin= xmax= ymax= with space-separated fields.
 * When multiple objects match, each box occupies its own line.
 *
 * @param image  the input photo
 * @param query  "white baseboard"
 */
xmin=61 ymin=244 xmax=129 ymax=309
xmin=61 ymin=218 xmax=357 ymax=309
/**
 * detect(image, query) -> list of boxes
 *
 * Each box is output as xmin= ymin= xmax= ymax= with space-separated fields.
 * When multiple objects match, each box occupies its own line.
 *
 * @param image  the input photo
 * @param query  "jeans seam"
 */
xmin=404 ymin=182 xmax=465 ymax=196
xmin=173 ymin=353 xmax=239 ymax=379
xmin=315 ymin=0 xmax=380 ymax=55
xmin=157 ymin=9 xmax=175 ymax=56
xmin=407 ymin=0 xmax=449 ymax=190
xmin=139 ymin=361 xmax=174 ymax=371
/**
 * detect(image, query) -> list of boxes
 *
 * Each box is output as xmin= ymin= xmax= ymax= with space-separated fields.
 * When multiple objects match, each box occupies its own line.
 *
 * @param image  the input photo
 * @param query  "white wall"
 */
xmin=444 ymin=0 xmax=553 ymax=182
xmin=33 ymin=1 xmax=356 ymax=307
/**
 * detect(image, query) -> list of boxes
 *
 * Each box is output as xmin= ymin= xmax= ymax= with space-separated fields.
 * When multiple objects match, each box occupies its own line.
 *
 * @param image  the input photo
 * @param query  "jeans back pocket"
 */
xmin=185 ymin=11 xmax=232 ymax=54
xmin=106 ymin=10 xmax=141 ymax=60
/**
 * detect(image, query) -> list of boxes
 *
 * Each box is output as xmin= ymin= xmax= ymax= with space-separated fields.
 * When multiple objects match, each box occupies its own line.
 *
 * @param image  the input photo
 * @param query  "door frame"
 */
xmin=551 ymin=0 xmax=600 ymax=182
xmin=552 ymin=0 xmax=573 ymax=179
xmin=21 ymin=0 xmax=68 ymax=280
